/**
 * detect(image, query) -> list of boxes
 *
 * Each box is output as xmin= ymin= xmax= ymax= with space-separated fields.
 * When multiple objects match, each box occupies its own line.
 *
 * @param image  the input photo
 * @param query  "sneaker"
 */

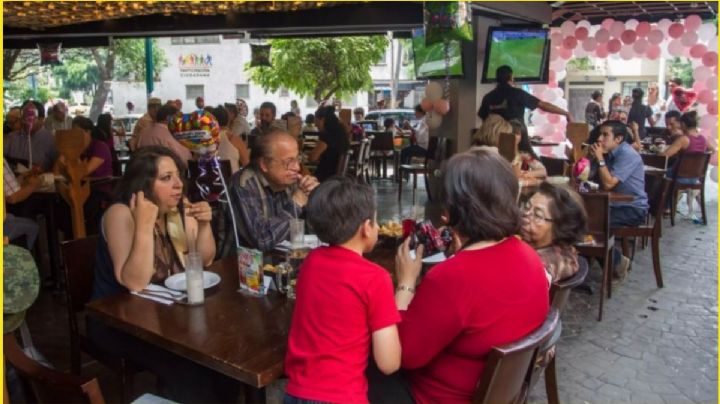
xmin=691 ymin=214 xmax=703 ymax=225
xmin=613 ymin=255 xmax=630 ymax=286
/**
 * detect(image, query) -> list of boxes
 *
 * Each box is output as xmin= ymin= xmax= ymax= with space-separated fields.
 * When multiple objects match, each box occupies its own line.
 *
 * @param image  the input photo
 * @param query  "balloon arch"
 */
xmin=527 ymin=15 xmax=718 ymax=181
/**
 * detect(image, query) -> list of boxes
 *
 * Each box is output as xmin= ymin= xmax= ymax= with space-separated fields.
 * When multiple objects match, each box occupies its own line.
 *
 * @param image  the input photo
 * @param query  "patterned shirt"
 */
xmin=3 ymin=158 xmax=20 ymax=197
xmin=4 ymin=128 xmax=58 ymax=171
xmin=228 ymin=167 xmax=303 ymax=252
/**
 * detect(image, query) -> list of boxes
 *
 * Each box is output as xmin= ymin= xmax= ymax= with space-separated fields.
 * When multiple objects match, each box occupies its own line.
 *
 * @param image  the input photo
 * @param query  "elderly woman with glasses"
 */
xmin=520 ymin=182 xmax=588 ymax=282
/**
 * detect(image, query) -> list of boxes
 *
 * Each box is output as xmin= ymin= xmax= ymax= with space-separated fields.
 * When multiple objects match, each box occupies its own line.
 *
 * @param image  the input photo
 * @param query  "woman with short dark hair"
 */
xmin=509 ymin=118 xmax=546 ymax=181
xmin=308 ymin=106 xmax=350 ymax=182
xmin=387 ymin=149 xmax=550 ymax=404
xmin=521 ymin=182 xmax=587 ymax=282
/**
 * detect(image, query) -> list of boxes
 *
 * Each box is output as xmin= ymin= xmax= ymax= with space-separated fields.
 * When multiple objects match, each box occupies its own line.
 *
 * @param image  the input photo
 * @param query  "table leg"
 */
xmin=244 ymin=385 xmax=267 ymax=404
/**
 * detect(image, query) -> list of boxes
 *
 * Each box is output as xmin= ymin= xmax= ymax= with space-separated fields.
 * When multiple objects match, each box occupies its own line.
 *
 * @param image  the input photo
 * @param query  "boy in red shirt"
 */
xmin=284 ymin=177 xmax=401 ymax=404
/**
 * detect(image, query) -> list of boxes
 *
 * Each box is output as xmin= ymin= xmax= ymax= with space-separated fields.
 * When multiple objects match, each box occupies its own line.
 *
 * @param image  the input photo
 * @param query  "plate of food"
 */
xmin=165 ymin=271 xmax=221 ymax=291
xmin=379 ymin=221 xmax=403 ymax=238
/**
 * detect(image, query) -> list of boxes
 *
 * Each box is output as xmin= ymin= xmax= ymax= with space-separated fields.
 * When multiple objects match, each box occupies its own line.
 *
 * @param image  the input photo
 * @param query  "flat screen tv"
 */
xmin=481 ymin=27 xmax=550 ymax=84
xmin=412 ymin=28 xmax=464 ymax=79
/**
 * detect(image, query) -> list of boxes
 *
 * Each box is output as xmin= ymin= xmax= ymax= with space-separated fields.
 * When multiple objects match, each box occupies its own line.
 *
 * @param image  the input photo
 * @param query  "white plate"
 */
xmin=422 ymin=252 xmax=447 ymax=264
xmin=164 ymin=271 xmax=221 ymax=291
xmin=546 ymin=176 xmax=570 ymax=185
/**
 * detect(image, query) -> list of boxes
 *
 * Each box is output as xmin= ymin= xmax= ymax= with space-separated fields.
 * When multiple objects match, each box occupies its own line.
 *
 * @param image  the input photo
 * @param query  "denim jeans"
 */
xmin=4 ymin=214 xmax=39 ymax=250
xmin=283 ymin=394 xmax=332 ymax=404
xmin=610 ymin=205 xmax=647 ymax=266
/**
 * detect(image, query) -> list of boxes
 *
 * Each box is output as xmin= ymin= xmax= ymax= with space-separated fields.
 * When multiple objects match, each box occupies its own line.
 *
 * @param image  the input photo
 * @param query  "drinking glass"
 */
xmin=290 ymin=219 xmax=305 ymax=248
xmin=185 ymin=252 xmax=205 ymax=305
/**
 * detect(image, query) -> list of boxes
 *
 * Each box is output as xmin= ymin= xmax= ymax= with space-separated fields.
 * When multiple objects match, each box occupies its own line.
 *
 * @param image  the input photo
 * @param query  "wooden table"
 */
xmin=85 ymin=256 xmax=294 ymax=390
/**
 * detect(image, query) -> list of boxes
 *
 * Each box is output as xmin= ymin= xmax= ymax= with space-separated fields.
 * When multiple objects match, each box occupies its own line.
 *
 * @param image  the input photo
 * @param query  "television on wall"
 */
xmin=481 ymin=26 xmax=551 ymax=84
xmin=411 ymin=28 xmax=464 ymax=79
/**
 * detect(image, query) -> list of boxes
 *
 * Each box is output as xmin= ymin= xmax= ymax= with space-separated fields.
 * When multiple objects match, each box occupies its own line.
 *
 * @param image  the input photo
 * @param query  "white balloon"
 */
xmin=543 ymin=88 xmax=557 ymax=102
xmin=574 ymin=46 xmax=589 ymax=58
xmin=699 ymin=23 xmax=717 ymax=42
xmin=550 ymin=58 xmax=567 ymax=72
xmin=428 ymin=112 xmax=443 ymax=129
xmin=657 ymin=18 xmax=673 ymax=34
xmin=555 ymin=69 xmax=567 ymax=81
xmin=694 ymin=65 xmax=712 ymax=82
xmin=668 ymin=39 xmax=684 ymax=56
xmin=625 ymin=19 xmax=639 ymax=29
xmin=620 ymin=45 xmax=635 ymax=60
xmin=560 ymin=21 xmax=576 ymax=36
xmin=710 ymin=166 xmax=718 ymax=182
xmin=706 ymin=75 xmax=718 ymax=91
xmin=533 ymin=113 xmax=548 ymax=126
xmin=577 ymin=20 xmax=592 ymax=30
xmin=708 ymin=37 xmax=718 ymax=52
xmin=554 ymin=87 xmax=564 ymax=98
xmin=553 ymin=98 xmax=568 ymax=110
xmin=425 ymin=82 xmax=443 ymax=101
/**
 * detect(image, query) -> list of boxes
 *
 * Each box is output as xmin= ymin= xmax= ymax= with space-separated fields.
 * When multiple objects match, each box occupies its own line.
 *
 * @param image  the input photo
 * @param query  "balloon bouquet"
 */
xmin=169 ymin=110 xmax=241 ymax=249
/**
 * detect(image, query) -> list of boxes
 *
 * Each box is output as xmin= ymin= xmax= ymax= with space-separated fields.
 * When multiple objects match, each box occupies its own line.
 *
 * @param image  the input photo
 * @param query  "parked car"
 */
xmin=364 ymin=108 xmax=418 ymax=129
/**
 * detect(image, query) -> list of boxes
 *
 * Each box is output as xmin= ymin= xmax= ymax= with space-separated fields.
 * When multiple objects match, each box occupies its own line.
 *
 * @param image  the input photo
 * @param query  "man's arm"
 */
xmin=537 ymin=101 xmax=572 ymax=122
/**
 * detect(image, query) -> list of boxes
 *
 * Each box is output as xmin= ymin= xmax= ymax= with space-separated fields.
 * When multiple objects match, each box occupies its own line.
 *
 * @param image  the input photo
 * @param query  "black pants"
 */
xmin=366 ymin=358 xmax=415 ymax=404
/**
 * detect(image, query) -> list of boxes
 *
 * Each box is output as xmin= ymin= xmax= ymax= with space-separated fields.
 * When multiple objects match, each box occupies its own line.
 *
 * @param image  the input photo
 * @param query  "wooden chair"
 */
xmin=611 ymin=178 xmax=672 ymax=289
xmin=498 ymin=132 xmax=517 ymax=163
xmin=368 ymin=131 xmax=394 ymax=179
xmin=359 ymin=137 xmax=373 ymax=183
xmin=397 ymin=137 xmax=445 ymax=204
xmin=336 ymin=150 xmax=351 ymax=177
xmin=539 ymin=156 xmax=569 ymax=177
xmin=641 ymin=154 xmax=668 ymax=170
xmin=4 ymin=333 xmax=106 ymax=404
xmin=544 ymin=257 xmax=589 ymax=404
xmin=61 ymin=236 xmax=137 ymax=403
xmin=55 ymin=128 xmax=91 ymax=239
xmin=668 ymin=151 xmax=711 ymax=226
xmin=472 ymin=309 xmax=560 ymax=404
xmin=566 ymin=123 xmax=590 ymax=163
xmin=575 ymin=192 xmax=614 ymax=321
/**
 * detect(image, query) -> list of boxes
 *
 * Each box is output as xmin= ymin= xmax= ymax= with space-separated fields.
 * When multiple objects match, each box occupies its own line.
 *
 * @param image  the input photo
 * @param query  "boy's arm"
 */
xmin=372 ymin=325 xmax=401 ymax=375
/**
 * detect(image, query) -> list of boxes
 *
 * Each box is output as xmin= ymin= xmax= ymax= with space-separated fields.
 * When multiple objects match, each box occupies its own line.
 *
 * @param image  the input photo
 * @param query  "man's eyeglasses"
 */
xmin=520 ymin=202 xmax=553 ymax=225
xmin=267 ymin=156 xmax=301 ymax=170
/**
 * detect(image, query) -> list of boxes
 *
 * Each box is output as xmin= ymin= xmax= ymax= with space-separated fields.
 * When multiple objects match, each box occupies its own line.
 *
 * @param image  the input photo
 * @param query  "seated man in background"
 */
xmin=250 ymin=101 xmax=286 ymax=136
xmin=400 ymin=104 xmax=429 ymax=165
xmin=4 ymin=158 xmax=41 ymax=250
xmin=4 ymin=101 xmax=57 ymax=173
xmin=228 ymin=131 xmax=319 ymax=251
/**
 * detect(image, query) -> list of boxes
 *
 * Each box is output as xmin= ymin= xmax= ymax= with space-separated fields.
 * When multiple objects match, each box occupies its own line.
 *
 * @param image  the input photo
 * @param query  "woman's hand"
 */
xmin=395 ymin=237 xmax=424 ymax=286
xmin=185 ymin=201 xmax=213 ymax=225
xmin=129 ymin=191 xmax=158 ymax=232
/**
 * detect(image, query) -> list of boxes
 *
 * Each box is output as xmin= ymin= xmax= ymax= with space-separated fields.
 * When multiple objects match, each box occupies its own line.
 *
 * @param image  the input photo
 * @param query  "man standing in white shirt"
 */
xmin=663 ymin=78 xmax=682 ymax=113
xmin=400 ymin=104 xmax=430 ymax=165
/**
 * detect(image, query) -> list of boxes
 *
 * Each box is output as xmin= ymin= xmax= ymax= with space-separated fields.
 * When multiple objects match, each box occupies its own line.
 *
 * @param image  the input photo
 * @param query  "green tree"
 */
xmin=666 ymin=57 xmax=694 ymax=88
xmin=246 ymin=36 xmax=388 ymax=104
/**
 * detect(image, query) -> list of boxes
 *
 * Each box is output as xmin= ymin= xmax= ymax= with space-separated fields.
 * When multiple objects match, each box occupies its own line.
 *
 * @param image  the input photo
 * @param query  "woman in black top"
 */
xmin=308 ymin=106 xmax=350 ymax=182
xmin=627 ymin=87 xmax=656 ymax=139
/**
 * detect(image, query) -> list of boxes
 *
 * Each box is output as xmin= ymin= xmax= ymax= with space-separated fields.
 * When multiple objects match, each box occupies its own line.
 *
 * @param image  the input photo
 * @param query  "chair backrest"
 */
xmin=111 ymin=159 xmax=123 ymax=177
xmin=550 ymin=256 xmax=589 ymax=313
xmin=674 ymin=151 xmax=711 ymax=179
xmin=61 ymin=236 xmax=99 ymax=333
xmin=473 ymin=309 xmax=560 ymax=404
xmin=540 ymin=156 xmax=568 ymax=177
xmin=647 ymin=178 xmax=673 ymax=237
xmin=641 ymin=154 xmax=668 ymax=170
xmin=423 ymin=136 xmax=441 ymax=164
xmin=4 ymin=333 xmax=106 ymax=404
xmin=567 ymin=123 xmax=590 ymax=162
xmin=579 ymin=192 xmax=610 ymax=244
xmin=498 ymin=132 xmax=516 ymax=163
xmin=336 ymin=150 xmax=351 ymax=177
xmin=369 ymin=131 xmax=394 ymax=152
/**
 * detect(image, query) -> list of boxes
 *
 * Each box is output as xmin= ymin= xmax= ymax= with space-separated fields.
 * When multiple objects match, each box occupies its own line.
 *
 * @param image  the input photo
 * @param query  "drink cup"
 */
xmin=185 ymin=252 xmax=205 ymax=305
xmin=290 ymin=219 xmax=305 ymax=248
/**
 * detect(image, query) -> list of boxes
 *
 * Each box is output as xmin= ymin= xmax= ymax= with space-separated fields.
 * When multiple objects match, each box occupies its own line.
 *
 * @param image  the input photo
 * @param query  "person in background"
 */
xmin=4 ymin=158 xmax=41 ymax=249
xmin=663 ymin=110 xmax=684 ymax=141
xmin=195 ymin=96 xmax=205 ymax=111
xmin=95 ymin=113 xmax=119 ymax=161
xmin=236 ymin=99 xmax=249 ymax=120
xmin=44 ymin=102 xmax=73 ymax=132
xmin=214 ymin=105 xmax=249 ymax=174
xmin=251 ymin=101 xmax=279 ymax=136
xmin=285 ymin=177 xmax=401 ymax=404
xmin=225 ymin=103 xmax=251 ymax=140
xmin=130 ymin=97 xmax=162 ymax=150
xmin=174 ymin=99 xmax=183 ymax=112
xmin=584 ymin=90 xmax=604 ymax=129
xmin=663 ymin=77 xmax=683 ymax=113
xmin=4 ymin=101 xmax=57 ymax=172
xmin=400 ymin=104 xmax=429 ymax=165
xmin=520 ymin=182 xmax=587 ymax=282
xmin=509 ymin=118 xmax=546 ymax=181
xmin=290 ymin=99 xmax=301 ymax=117
xmin=375 ymin=149 xmax=549 ymax=404
xmin=302 ymin=114 xmax=318 ymax=133
xmin=472 ymin=113 xmax=512 ymax=149
xmin=588 ymin=108 xmax=641 ymax=151
xmin=227 ymin=131 xmax=319 ymax=252
xmin=4 ymin=107 xmax=21 ymax=134
xmin=627 ymin=88 xmax=655 ymax=139
xmin=353 ymin=107 xmax=365 ymax=123
xmin=591 ymin=120 xmax=648 ymax=283
xmin=608 ymin=92 xmax=622 ymax=115
xmin=647 ymin=82 xmax=665 ymax=128
xmin=126 ymin=101 xmax=134 ymax=114
xmin=350 ymin=107 xmax=366 ymax=141
xmin=478 ymin=65 xmax=571 ymax=124
xmin=308 ymin=106 xmax=351 ymax=182
xmin=135 ymin=104 xmax=192 ymax=162
xmin=623 ymin=95 xmax=632 ymax=109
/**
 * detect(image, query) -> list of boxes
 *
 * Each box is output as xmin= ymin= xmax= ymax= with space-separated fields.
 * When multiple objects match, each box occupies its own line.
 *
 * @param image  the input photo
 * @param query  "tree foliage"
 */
xmin=666 ymin=57 xmax=694 ymax=88
xmin=3 ymin=49 xmax=42 ymax=81
xmin=246 ymin=36 xmax=388 ymax=104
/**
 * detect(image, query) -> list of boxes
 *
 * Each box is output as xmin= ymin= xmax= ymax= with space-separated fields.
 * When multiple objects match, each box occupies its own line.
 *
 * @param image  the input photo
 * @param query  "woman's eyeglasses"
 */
xmin=520 ymin=202 xmax=553 ymax=225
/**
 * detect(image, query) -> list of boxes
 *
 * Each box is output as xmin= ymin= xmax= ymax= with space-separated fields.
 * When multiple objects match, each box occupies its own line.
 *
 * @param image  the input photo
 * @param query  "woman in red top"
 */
xmin=387 ymin=149 xmax=550 ymax=404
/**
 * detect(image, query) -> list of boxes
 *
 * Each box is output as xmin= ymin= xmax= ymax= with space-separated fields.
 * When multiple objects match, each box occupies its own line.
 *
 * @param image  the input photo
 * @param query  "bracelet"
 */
xmin=396 ymin=284 xmax=415 ymax=294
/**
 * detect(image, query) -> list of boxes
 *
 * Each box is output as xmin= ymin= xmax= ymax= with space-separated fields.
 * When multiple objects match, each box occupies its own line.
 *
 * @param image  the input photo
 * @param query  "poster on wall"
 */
xmin=178 ymin=53 xmax=213 ymax=77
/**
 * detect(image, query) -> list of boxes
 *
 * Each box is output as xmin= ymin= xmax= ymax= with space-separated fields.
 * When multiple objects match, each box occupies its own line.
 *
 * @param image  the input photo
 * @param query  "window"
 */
xmin=621 ymin=81 xmax=649 ymax=97
xmin=236 ymin=84 xmax=250 ymax=99
xmin=280 ymin=88 xmax=290 ymax=97
xmin=186 ymin=85 xmax=204 ymax=100
xmin=171 ymin=36 xmax=221 ymax=45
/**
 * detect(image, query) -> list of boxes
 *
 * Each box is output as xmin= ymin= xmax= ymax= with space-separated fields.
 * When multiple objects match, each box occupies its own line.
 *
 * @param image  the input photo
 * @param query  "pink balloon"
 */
xmin=620 ymin=45 xmax=635 ymax=60
xmin=684 ymin=14 xmax=702 ymax=32
xmin=582 ymin=37 xmax=597 ymax=52
xmin=647 ymin=29 xmax=664 ymax=45
xmin=668 ymin=39 xmax=684 ymax=56
xmin=560 ymin=20 xmax=576 ymax=36
xmin=549 ymin=46 xmax=560 ymax=61
xmin=646 ymin=45 xmax=662 ymax=60
xmin=559 ymin=47 xmax=573 ymax=60
xmin=595 ymin=44 xmax=609 ymax=58
xmin=698 ymin=89 xmax=714 ymax=104
xmin=681 ymin=31 xmax=699 ymax=47
xmin=420 ymin=98 xmax=434 ymax=113
xmin=694 ymin=65 xmax=712 ymax=81
xmin=635 ymin=21 xmax=651 ymax=37
xmin=575 ymin=27 xmax=589 ymax=41
xmin=548 ymin=69 xmax=556 ymax=82
xmin=610 ymin=21 xmax=626 ymax=38
xmin=607 ymin=39 xmax=622 ymax=53
xmin=690 ymin=44 xmax=708 ymax=58
xmin=633 ymin=38 xmax=649 ymax=54
xmin=668 ymin=23 xmax=684 ymax=39
xmin=708 ymin=102 xmax=718 ymax=115
xmin=550 ymin=32 xmax=563 ymax=45
xmin=702 ymin=51 xmax=718 ymax=67
xmin=601 ymin=18 xmax=615 ymax=30
xmin=621 ymin=30 xmax=637 ymax=45
xmin=700 ymin=114 xmax=716 ymax=129
xmin=711 ymin=152 xmax=718 ymax=166
xmin=548 ymin=114 xmax=561 ymax=124
xmin=706 ymin=75 xmax=718 ymax=91
xmin=563 ymin=36 xmax=578 ymax=50
xmin=693 ymin=81 xmax=705 ymax=94
xmin=433 ymin=99 xmax=450 ymax=115
xmin=596 ymin=28 xmax=610 ymax=43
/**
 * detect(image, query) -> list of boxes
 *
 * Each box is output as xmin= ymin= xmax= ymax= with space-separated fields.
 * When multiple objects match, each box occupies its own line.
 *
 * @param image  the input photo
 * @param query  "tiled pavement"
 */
xmin=20 ymin=176 xmax=718 ymax=403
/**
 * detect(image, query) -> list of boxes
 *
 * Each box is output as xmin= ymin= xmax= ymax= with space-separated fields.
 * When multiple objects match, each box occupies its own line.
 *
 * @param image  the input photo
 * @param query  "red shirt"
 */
xmin=399 ymin=237 xmax=550 ymax=404
xmin=285 ymin=246 xmax=401 ymax=403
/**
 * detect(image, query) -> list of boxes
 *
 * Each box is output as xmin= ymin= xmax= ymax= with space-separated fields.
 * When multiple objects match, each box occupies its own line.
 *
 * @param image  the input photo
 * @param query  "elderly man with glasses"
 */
xmin=228 ymin=130 xmax=319 ymax=251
